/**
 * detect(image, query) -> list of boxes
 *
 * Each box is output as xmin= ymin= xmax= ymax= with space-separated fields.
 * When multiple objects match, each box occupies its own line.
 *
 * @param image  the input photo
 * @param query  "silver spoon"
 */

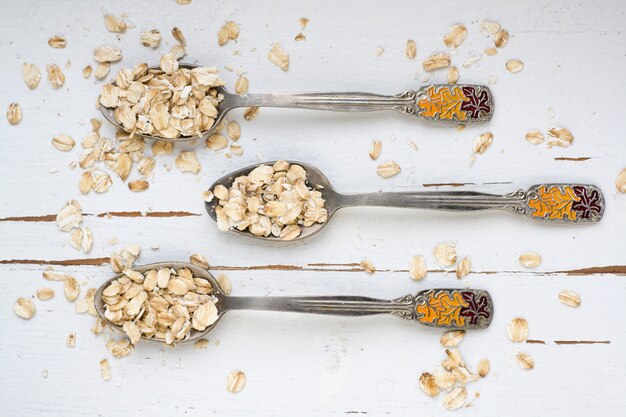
xmin=98 ymin=63 xmax=494 ymax=142
xmin=94 ymin=262 xmax=494 ymax=345
xmin=206 ymin=161 xmax=604 ymax=241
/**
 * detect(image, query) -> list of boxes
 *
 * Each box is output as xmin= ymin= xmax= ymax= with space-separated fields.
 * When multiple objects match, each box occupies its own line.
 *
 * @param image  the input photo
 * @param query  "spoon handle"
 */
xmin=219 ymin=289 xmax=492 ymax=330
xmin=228 ymin=85 xmax=493 ymax=123
xmin=339 ymin=184 xmax=604 ymax=224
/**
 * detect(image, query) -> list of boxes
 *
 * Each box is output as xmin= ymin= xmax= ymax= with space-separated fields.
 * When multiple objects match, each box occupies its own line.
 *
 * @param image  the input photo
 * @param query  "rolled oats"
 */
xmin=213 ymin=161 xmax=327 ymax=239
xmin=105 ymin=14 xmax=127 ymax=33
xmin=434 ymin=242 xmax=456 ymax=267
xmin=547 ymin=127 xmax=574 ymax=148
xmin=422 ymin=53 xmax=450 ymax=71
xmin=94 ymin=62 xmax=110 ymax=80
xmin=94 ymin=45 xmax=122 ymax=63
xmin=46 ymin=63 xmax=65 ymax=88
xmin=505 ymin=59 xmax=524 ymax=73
xmin=67 ymin=332 xmax=76 ymax=347
xmin=128 ymin=180 xmax=148 ymax=192
xmin=480 ymin=21 xmax=501 ymax=35
xmin=36 ymin=288 xmax=55 ymax=300
xmin=477 ymin=358 xmax=490 ymax=377
xmin=419 ymin=372 xmax=439 ymax=397
xmin=376 ymin=161 xmax=401 ymax=178
xmin=7 ymin=103 xmax=22 ymax=125
xmin=141 ymin=29 xmax=161 ymax=48
xmin=516 ymin=352 xmax=534 ymax=370
xmin=519 ymin=252 xmax=541 ymax=268
xmin=171 ymin=27 xmax=186 ymax=46
xmin=368 ymin=140 xmax=382 ymax=160
xmin=494 ymin=29 xmax=509 ymax=48
xmin=176 ymin=151 xmax=201 ymax=174
xmin=616 ymin=169 xmax=626 ymax=193
xmin=235 ymin=75 xmax=249 ymax=94
xmin=226 ymin=121 xmax=241 ymax=140
xmin=440 ymin=330 xmax=465 ymax=347
xmin=525 ymin=129 xmax=545 ymax=145
xmin=409 ymin=255 xmax=427 ymax=280
xmin=507 ymin=318 xmax=529 ymax=342
xmin=443 ymin=25 xmax=467 ymax=48
xmin=447 ymin=66 xmax=459 ymax=84
xmin=456 ymin=257 xmax=471 ymax=279
xmin=52 ymin=133 xmax=75 ymax=151
xmin=558 ymin=290 xmax=581 ymax=307
xmin=64 ymin=277 xmax=81 ymax=302
xmin=100 ymin=359 xmax=112 ymax=381
xmin=268 ymin=43 xmax=289 ymax=71
xmin=226 ymin=370 xmax=246 ymax=393
xmin=360 ymin=260 xmax=376 ymax=274
xmin=82 ymin=65 xmax=93 ymax=79
xmin=22 ymin=63 xmax=41 ymax=89
xmin=206 ymin=134 xmax=228 ymax=150
xmin=93 ymin=171 xmax=113 ymax=193
xmin=244 ymin=106 xmax=259 ymax=120
xmin=56 ymin=200 xmax=82 ymax=231
xmin=14 ymin=297 xmax=36 ymax=319
xmin=473 ymin=132 xmax=493 ymax=154
xmin=48 ymin=36 xmax=66 ymax=48
xmin=405 ymin=39 xmax=416 ymax=59
xmin=218 ymin=21 xmax=239 ymax=46
xmin=190 ymin=253 xmax=209 ymax=269
xmin=443 ymin=387 xmax=467 ymax=410
xmin=217 ymin=274 xmax=232 ymax=295
xmin=484 ymin=47 xmax=497 ymax=56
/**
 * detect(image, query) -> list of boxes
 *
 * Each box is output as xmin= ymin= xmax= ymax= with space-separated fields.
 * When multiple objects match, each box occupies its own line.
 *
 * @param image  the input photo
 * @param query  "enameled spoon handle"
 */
xmin=338 ymin=184 xmax=603 ymax=224
xmin=226 ymin=84 xmax=493 ymax=123
xmin=219 ymin=289 xmax=493 ymax=330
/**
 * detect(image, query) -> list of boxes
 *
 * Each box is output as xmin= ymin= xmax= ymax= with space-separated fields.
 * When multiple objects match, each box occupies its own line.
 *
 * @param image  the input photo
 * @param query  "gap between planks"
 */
xmin=0 ymin=258 xmax=625 ymax=275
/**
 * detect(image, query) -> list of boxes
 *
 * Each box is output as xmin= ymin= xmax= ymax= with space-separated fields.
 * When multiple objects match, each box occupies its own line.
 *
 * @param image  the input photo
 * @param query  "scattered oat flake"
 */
xmin=423 ymin=53 xmax=450 ymax=71
xmin=558 ymin=290 xmax=581 ymax=307
xmin=443 ymin=25 xmax=467 ymax=48
xmin=176 ymin=151 xmax=201 ymax=174
xmin=64 ymin=277 xmax=81 ymax=301
xmin=473 ymin=132 xmax=493 ymax=154
xmin=217 ymin=274 xmax=232 ymax=295
xmin=94 ymin=62 xmax=110 ymax=80
xmin=226 ymin=370 xmax=246 ymax=393
xmin=14 ymin=297 xmax=36 ymax=319
xmin=525 ymin=129 xmax=545 ymax=145
xmin=226 ymin=121 xmax=241 ymax=141
xmin=377 ymin=161 xmax=400 ymax=178
xmin=434 ymin=242 xmax=456 ymax=267
xmin=405 ymin=39 xmax=416 ymax=59
xmin=100 ymin=359 xmax=112 ymax=381
xmin=48 ymin=36 xmax=66 ymax=48
xmin=409 ymin=255 xmax=427 ymax=281
xmin=7 ymin=103 xmax=22 ymax=125
xmin=516 ymin=352 xmax=534 ymax=370
xmin=171 ymin=27 xmax=186 ymax=46
xmin=46 ymin=63 xmax=65 ymax=88
xmin=194 ymin=338 xmax=210 ymax=349
xmin=443 ymin=387 xmax=467 ymax=410
xmin=495 ymin=29 xmax=509 ymax=48
xmin=547 ymin=127 xmax=574 ymax=148
xmin=477 ymin=358 xmax=490 ymax=377
xmin=22 ymin=63 xmax=42 ymax=89
xmin=369 ymin=140 xmax=382 ymax=160
xmin=375 ymin=47 xmax=385 ymax=56
xmin=295 ymin=33 xmax=306 ymax=41
xmin=66 ymin=332 xmax=76 ymax=347
xmin=484 ymin=47 xmax=497 ymax=56
xmin=447 ymin=66 xmax=459 ymax=84
xmin=93 ymin=171 xmax=113 ymax=193
xmin=419 ymin=372 xmax=439 ymax=397
xmin=218 ymin=21 xmax=239 ymax=46
xmin=56 ymin=200 xmax=82 ymax=231
xmin=82 ymin=65 xmax=93 ymax=79
xmin=36 ymin=288 xmax=55 ymax=300
xmin=235 ymin=75 xmax=249 ymax=95
xmin=360 ymin=260 xmax=376 ymax=274
xmin=105 ymin=14 xmax=127 ymax=33
xmin=456 ymin=257 xmax=471 ymax=279
xmin=52 ymin=133 xmax=75 ymax=151
xmin=128 ymin=180 xmax=149 ymax=192
xmin=94 ymin=45 xmax=122 ymax=63
xmin=507 ymin=318 xmax=529 ymax=342
xmin=244 ymin=106 xmax=259 ymax=120
xmin=616 ymin=169 xmax=626 ymax=193
xmin=190 ymin=253 xmax=209 ymax=269
xmin=141 ymin=29 xmax=161 ymax=48
xmin=440 ymin=330 xmax=465 ymax=347
xmin=268 ymin=43 xmax=289 ymax=71
xmin=519 ymin=251 xmax=541 ymax=268
xmin=480 ymin=21 xmax=501 ymax=35
xmin=463 ymin=55 xmax=482 ymax=69
xmin=206 ymin=134 xmax=228 ymax=150
xmin=506 ymin=59 xmax=524 ymax=73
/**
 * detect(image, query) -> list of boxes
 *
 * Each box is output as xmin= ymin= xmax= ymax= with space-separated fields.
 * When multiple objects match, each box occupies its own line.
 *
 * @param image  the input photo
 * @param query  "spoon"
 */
xmin=94 ymin=262 xmax=494 ymax=344
xmin=98 ymin=63 xmax=494 ymax=142
xmin=206 ymin=161 xmax=604 ymax=241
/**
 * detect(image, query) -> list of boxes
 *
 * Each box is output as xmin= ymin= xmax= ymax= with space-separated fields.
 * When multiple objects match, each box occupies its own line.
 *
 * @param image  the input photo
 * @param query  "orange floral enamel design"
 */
xmin=528 ymin=185 xmax=580 ymax=221
xmin=417 ymin=86 xmax=469 ymax=121
xmin=416 ymin=290 xmax=468 ymax=327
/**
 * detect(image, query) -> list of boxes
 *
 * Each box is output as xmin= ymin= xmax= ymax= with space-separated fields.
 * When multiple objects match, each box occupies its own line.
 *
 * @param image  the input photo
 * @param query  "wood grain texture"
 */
xmin=1 ymin=0 xmax=625 ymax=416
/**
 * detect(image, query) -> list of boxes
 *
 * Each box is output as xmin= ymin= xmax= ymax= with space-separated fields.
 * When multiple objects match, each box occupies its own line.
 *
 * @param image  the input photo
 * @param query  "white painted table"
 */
xmin=1 ymin=0 xmax=625 ymax=415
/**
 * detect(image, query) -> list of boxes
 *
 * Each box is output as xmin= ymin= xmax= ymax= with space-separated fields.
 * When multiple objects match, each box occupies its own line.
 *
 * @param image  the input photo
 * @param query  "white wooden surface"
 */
xmin=1 ymin=0 xmax=625 ymax=415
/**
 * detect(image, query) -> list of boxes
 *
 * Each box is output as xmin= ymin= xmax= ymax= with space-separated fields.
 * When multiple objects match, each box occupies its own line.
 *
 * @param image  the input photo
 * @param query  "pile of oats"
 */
xmin=419 ymin=348 xmax=489 ymax=410
xmin=99 ymin=56 xmax=224 ymax=139
xmin=210 ymin=161 xmax=327 ymax=240
xmin=101 ymin=267 xmax=219 ymax=345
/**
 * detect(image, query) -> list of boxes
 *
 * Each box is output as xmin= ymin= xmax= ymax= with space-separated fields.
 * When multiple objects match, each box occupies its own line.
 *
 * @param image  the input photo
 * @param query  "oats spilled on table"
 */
xmin=98 ymin=56 xmax=224 ymax=139
xmin=101 ymin=266 xmax=219 ymax=345
xmin=211 ymin=161 xmax=328 ymax=240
